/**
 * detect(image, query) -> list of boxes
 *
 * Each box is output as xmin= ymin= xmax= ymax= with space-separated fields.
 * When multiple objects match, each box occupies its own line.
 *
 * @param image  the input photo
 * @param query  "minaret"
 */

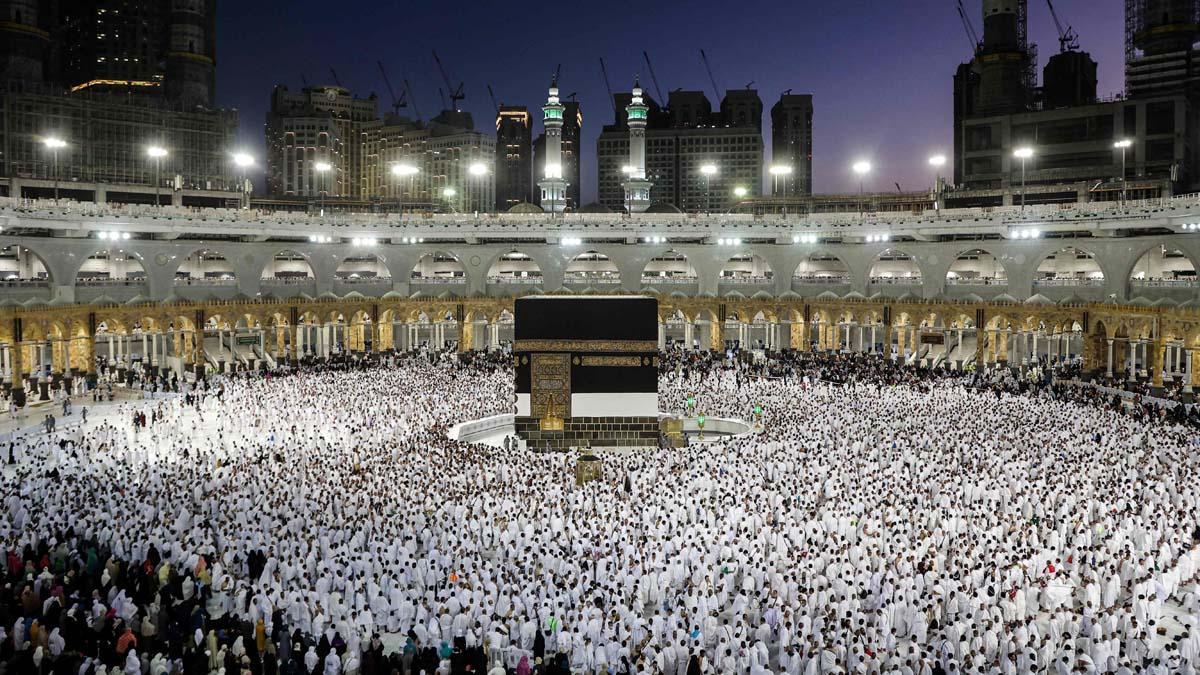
xmin=622 ymin=80 xmax=654 ymax=213
xmin=538 ymin=78 xmax=567 ymax=214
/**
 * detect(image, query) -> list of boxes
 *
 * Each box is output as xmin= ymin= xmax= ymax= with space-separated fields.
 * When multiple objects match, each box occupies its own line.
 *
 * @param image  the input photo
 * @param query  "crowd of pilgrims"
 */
xmin=1 ymin=348 xmax=1199 ymax=674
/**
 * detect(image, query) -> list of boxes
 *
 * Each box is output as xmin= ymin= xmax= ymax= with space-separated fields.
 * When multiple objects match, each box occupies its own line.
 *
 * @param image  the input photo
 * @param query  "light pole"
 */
xmin=468 ymin=161 xmax=488 ymax=215
xmin=852 ymin=160 xmax=871 ymax=222
xmin=314 ymin=161 xmax=332 ymax=216
xmin=147 ymin=146 xmax=168 ymax=208
xmin=391 ymin=163 xmax=419 ymax=220
xmin=233 ymin=152 xmax=254 ymax=209
xmin=442 ymin=187 xmax=458 ymax=214
xmin=1114 ymin=139 xmax=1132 ymax=205
xmin=928 ymin=155 xmax=946 ymax=211
xmin=769 ymin=164 xmax=793 ymax=197
xmin=1013 ymin=147 xmax=1034 ymax=211
xmin=43 ymin=137 xmax=67 ymax=201
xmin=700 ymin=163 xmax=717 ymax=214
xmin=732 ymin=186 xmax=748 ymax=214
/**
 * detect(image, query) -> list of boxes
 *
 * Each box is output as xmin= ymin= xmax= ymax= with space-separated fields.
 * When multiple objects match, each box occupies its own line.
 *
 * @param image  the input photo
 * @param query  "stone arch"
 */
xmin=946 ymin=248 xmax=1009 ymax=285
xmin=1125 ymin=243 xmax=1198 ymax=286
xmin=642 ymin=250 xmax=697 ymax=281
xmin=1035 ymin=245 xmax=1106 ymax=283
xmin=336 ymin=252 xmax=392 ymax=281
xmin=868 ymin=248 xmax=922 ymax=282
xmin=719 ymin=252 xmax=773 ymax=281
xmin=174 ymin=247 xmax=237 ymax=284
xmin=0 ymin=243 xmax=53 ymax=283
xmin=565 ymin=250 xmax=620 ymax=284
xmin=75 ymin=248 xmax=147 ymax=284
xmin=411 ymin=251 xmax=467 ymax=282
xmin=487 ymin=250 xmax=544 ymax=282
xmin=793 ymin=251 xmax=850 ymax=283
xmin=261 ymin=249 xmax=315 ymax=280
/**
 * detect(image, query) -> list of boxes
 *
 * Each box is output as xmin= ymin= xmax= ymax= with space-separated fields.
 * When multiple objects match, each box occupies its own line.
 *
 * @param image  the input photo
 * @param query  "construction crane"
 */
xmin=552 ymin=63 xmax=562 ymax=86
xmin=700 ymin=49 xmax=722 ymax=101
xmin=956 ymin=0 xmax=981 ymax=54
xmin=432 ymin=51 xmax=465 ymax=110
xmin=403 ymin=78 xmax=423 ymax=121
xmin=598 ymin=58 xmax=618 ymax=116
xmin=487 ymin=84 xmax=499 ymax=114
xmin=300 ymin=74 xmax=310 ymax=87
xmin=642 ymin=51 xmax=666 ymax=104
xmin=329 ymin=67 xmax=343 ymax=87
xmin=376 ymin=61 xmax=407 ymax=115
xmin=1046 ymin=0 xmax=1080 ymax=52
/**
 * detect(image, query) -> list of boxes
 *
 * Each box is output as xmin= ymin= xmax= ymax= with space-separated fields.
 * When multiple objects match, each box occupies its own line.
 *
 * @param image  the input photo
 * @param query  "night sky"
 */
xmin=217 ymin=0 xmax=1125 ymax=203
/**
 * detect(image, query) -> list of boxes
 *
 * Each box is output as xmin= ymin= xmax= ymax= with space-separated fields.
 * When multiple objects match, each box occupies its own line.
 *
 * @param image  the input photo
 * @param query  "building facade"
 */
xmin=495 ymin=106 xmax=532 ymax=210
xmin=265 ymin=85 xmax=379 ymax=200
xmin=0 ymin=0 xmax=236 ymax=204
xmin=771 ymin=93 xmax=813 ymax=197
xmin=597 ymin=89 xmax=763 ymax=213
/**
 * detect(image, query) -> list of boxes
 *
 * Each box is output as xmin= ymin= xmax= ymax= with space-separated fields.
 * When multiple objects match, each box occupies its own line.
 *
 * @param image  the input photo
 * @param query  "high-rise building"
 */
xmin=770 ymin=93 xmax=813 ymax=197
xmin=533 ymin=100 xmax=581 ymax=210
xmin=596 ymin=89 xmax=763 ymax=213
xmin=265 ymin=85 xmax=379 ymax=199
xmin=495 ymin=106 xmax=532 ymax=210
xmin=953 ymin=0 xmax=1198 ymax=200
xmin=0 ymin=0 xmax=237 ymax=203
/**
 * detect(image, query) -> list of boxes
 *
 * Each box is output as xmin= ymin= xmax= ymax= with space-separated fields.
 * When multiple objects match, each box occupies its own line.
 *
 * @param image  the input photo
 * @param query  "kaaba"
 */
xmin=514 ymin=296 xmax=659 ymax=451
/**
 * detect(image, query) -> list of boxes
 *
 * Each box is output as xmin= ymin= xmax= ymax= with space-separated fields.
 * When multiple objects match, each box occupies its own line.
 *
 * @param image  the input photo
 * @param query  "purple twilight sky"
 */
xmin=216 ymin=0 xmax=1127 ymax=202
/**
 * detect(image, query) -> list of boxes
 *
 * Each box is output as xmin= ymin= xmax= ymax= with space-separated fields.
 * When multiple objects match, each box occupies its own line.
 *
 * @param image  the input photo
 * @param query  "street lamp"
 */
xmin=232 ymin=152 xmax=254 ymax=208
xmin=391 ymin=163 xmax=419 ymax=219
xmin=928 ymin=155 xmax=946 ymax=211
xmin=43 ymin=137 xmax=67 ymax=201
xmin=1114 ymin=139 xmax=1132 ymax=204
xmin=852 ymin=160 xmax=871 ymax=220
xmin=1013 ymin=147 xmax=1034 ymax=211
xmin=147 ymin=146 xmax=168 ymax=208
xmin=700 ymin=163 xmax=718 ymax=214
xmin=314 ymin=161 xmax=332 ymax=216
xmin=468 ymin=162 xmax=488 ymax=214
xmin=442 ymin=186 xmax=458 ymax=213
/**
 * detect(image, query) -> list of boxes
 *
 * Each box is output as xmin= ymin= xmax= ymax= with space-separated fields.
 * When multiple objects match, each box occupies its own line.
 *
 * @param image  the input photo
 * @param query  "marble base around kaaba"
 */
xmin=515 ymin=416 xmax=660 ymax=452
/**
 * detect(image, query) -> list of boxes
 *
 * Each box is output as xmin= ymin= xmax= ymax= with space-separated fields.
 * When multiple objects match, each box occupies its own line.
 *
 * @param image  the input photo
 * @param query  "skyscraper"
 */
xmin=770 ymin=93 xmax=813 ymax=197
xmin=495 ymin=105 xmax=532 ymax=210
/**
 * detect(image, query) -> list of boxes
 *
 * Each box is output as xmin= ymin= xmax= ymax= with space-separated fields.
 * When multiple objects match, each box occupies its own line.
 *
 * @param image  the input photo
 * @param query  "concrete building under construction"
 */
xmin=952 ymin=0 xmax=1200 ymax=205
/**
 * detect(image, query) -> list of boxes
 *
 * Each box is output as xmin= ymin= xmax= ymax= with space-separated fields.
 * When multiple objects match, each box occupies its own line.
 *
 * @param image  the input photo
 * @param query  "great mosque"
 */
xmin=0 ymin=185 xmax=1199 ymax=405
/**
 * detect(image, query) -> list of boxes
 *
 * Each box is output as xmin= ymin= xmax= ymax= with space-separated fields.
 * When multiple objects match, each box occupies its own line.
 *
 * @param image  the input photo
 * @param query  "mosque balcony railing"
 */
xmin=945 ymin=277 xmax=1008 ymax=286
xmin=486 ymin=276 xmax=543 ymax=285
xmin=1130 ymin=278 xmax=1200 ymax=288
xmin=640 ymin=276 xmax=698 ymax=285
xmin=335 ymin=277 xmax=393 ymax=286
xmin=75 ymin=278 xmax=146 ymax=287
xmin=564 ymin=275 xmax=622 ymax=284
xmin=261 ymin=277 xmax=316 ymax=285
xmin=1033 ymin=278 xmax=1106 ymax=287
xmin=868 ymin=277 xmax=923 ymax=286
xmin=0 ymin=278 xmax=50 ymax=287
xmin=718 ymin=276 xmax=774 ymax=285
xmin=792 ymin=275 xmax=850 ymax=284
xmin=173 ymin=277 xmax=238 ymax=286
xmin=5 ymin=192 xmax=1200 ymax=240
xmin=410 ymin=276 xmax=467 ymax=284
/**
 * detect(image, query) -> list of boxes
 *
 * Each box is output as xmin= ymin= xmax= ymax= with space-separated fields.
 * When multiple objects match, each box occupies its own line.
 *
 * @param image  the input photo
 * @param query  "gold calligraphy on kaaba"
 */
xmin=513 ymin=340 xmax=658 ymax=353
xmin=530 ymin=353 xmax=571 ymax=419
xmin=579 ymin=356 xmax=643 ymax=367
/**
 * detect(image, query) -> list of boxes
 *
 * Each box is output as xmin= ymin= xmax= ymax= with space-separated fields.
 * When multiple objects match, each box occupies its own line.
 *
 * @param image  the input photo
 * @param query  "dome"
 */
xmin=1152 ymin=297 xmax=1177 ymax=307
xmin=381 ymin=290 xmax=405 ymax=299
xmin=506 ymin=202 xmax=545 ymax=214
xmin=842 ymin=291 xmax=866 ymax=300
xmin=723 ymin=290 xmax=747 ymax=299
xmin=961 ymin=293 xmax=984 ymax=303
xmin=644 ymin=202 xmax=683 ymax=214
xmin=578 ymin=202 xmax=613 ymax=214
xmin=777 ymin=290 xmax=800 ymax=299
xmin=1024 ymin=293 xmax=1053 ymax=306
xmin=751 ymin=290 xmax=773 ymax=300
xmin=992 ymin=293 xmax=1019 ymax=303
xmin=1128 ymin=296 xmax=1152 ymax=307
